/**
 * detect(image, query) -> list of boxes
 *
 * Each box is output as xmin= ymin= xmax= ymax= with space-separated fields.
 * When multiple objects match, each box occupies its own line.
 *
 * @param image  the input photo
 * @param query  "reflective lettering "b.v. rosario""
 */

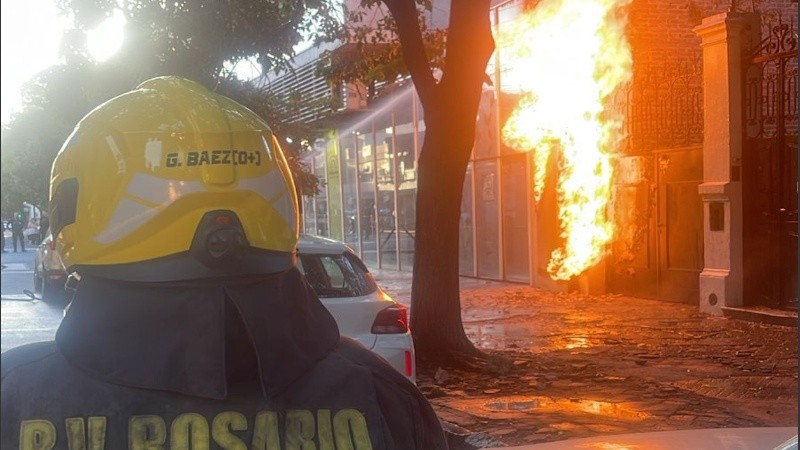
xmin=19 ymin=409 xmax=373 ymax=450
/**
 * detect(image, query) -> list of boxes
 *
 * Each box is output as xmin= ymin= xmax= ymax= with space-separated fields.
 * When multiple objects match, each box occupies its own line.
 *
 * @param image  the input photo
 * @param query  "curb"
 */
xmin=722 ymin=306 xmax=798 ymax=327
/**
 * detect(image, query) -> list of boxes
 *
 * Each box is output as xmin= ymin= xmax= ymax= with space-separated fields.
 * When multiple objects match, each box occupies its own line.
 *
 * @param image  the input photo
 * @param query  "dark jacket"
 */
xmin=1 ymin=268 xmax=447 ymax=449
xmin=11 ymin=216 xmax=24 ymax=233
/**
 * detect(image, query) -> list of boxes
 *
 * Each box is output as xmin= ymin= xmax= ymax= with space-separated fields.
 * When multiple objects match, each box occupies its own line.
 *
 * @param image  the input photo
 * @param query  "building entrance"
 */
xmin=742 ymin=17 xmax=798 ymax=311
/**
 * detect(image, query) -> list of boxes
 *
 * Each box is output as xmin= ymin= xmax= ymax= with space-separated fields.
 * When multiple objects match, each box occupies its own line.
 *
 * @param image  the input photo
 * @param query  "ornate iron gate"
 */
xmin=743 ymin=16 xmax=798 ymax=311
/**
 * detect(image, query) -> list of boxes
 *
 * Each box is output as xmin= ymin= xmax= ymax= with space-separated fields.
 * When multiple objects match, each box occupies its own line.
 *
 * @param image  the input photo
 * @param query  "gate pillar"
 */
xmin=693 ymin=12 xmax=759 ymax=315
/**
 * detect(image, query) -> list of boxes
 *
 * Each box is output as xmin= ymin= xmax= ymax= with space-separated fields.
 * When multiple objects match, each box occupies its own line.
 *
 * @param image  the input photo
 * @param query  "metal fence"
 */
xmin=744 ymin=14 xmax=798 ymax=140
xmin=610 ymin=57 xmax=705 ymax=153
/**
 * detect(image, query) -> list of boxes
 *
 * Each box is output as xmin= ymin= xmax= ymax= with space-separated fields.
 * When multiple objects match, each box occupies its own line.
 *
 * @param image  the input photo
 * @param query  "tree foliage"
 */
xmin=3 ymin=0 xmax=341 ymax=217
xmin=57 ymin=0 xmax=343 ymax=80
xmin=316 ymin=1 xmax=446 ymax=101
xmin=1 ymin=109 xmax=63 ymax=217
xmin=1 ymin=63 xmax=97 ymax=217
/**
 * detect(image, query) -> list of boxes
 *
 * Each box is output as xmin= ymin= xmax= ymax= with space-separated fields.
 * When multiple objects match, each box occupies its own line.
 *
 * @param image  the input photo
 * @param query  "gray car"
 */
xmin=33 ymin=233 xmax=68 ymax=303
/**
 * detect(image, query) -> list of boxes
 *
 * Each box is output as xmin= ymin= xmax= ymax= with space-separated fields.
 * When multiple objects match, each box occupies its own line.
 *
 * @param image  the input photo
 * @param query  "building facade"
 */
xmin=280 ymin=0 xmax=797 ymax=312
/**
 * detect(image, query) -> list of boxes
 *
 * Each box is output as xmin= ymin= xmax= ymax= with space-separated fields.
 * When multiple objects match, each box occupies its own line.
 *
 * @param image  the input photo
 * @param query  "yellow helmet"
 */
xmin=49 ymin=76 xmax=299 ymax=281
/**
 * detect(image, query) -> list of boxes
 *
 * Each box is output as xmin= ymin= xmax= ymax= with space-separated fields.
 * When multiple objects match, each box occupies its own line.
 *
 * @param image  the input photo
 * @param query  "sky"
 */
xmin=1 ymin=0 xmax=124 ymax=126
xmin=0 ymin=2 xmax=316 ymax=126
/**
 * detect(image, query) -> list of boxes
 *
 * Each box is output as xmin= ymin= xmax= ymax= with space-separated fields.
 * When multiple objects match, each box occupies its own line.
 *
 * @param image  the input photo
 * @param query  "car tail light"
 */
xmin=371 ymin=304 xmax=408 ymax=334
xmin=404 ymin=350 xmax=413 ymax=377
xmin=48 ymin=239 xmax=56 ymax=251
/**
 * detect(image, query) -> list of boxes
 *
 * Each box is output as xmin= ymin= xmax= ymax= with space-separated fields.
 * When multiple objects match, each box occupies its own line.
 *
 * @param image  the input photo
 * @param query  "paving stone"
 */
xmin=376 ymin=271 xmax=798 ymax=448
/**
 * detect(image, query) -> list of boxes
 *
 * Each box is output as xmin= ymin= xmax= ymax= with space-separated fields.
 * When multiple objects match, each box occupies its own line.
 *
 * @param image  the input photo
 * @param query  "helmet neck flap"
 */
xmin=56 ymin=268 xmax=340 ymax=400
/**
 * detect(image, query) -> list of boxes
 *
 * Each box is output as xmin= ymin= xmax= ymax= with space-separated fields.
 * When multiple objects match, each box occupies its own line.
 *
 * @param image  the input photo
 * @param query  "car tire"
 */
xmin=34 ymin=266 xmax=43 ymax=293
xmin=42 ymin=278 xmax=66 ymax=305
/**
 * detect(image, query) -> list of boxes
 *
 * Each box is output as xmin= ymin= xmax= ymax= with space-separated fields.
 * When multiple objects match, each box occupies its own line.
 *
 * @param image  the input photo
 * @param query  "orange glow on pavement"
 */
xmin=497 ymin=0 xmax=632 ymax=280
xmin=478 ymin=395 xmax=652 ymax=421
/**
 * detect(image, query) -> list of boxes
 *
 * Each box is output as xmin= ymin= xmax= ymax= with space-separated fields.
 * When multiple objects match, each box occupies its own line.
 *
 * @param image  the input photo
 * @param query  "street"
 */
xmin=374 ymin=269 xmax=798 ymax=447
xmin=1 ymin=246 xmax=64 ymax=352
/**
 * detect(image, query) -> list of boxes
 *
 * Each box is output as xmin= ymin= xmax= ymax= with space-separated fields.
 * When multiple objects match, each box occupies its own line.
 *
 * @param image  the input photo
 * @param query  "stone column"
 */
xmin=693 ymin=12 xmax=758 ymax=315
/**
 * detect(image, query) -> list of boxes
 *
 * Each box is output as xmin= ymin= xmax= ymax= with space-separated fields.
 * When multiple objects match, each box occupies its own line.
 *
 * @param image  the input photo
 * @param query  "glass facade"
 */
xmin=299 ymin=1 xmax=535 ymax=283
xmin=375 ymin=116 xmax=398 ymax=269
xmin=458 ymin=163 xmax=475 ymax=275
xmin=301 ymin=80 xmax=533 ymax=284
xmin=302 ymin=85 xmax=424 ymax=271
xmin=356 ymin=130 xmax=378 ymax=267
xmin=475 ymin=160 xmax=502 ymax=279
xmin=324 ymin=137 xmax=343 ymax=241
xmin=501 ymin=154 xmax=531 ymax=282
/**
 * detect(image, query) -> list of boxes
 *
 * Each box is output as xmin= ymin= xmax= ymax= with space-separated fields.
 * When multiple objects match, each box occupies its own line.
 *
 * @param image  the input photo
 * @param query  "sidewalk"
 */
xmin=371 ymin=268 xmax=799 ymax=447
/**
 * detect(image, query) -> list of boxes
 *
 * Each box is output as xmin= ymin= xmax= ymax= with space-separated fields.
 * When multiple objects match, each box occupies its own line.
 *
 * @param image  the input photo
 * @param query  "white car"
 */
xmin=297 ymin=234 xmax=416 ymax=383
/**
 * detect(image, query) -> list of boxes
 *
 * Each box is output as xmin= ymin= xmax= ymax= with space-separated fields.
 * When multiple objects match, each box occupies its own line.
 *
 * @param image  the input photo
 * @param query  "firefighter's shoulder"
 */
xmin=1 ymin=341 xmax=57 ymax=381
xmin=333 ymin=337 xmax=449 ymax=450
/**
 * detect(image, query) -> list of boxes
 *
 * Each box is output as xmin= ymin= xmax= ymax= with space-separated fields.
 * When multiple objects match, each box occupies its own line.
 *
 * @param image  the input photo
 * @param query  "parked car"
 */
xmin=296 ymin=234 xmax=416 ymax=383
xmin=49 ymin=233 xmax=417 ymax=381
xmin=33 ymin=233 xmax=68 ymax=303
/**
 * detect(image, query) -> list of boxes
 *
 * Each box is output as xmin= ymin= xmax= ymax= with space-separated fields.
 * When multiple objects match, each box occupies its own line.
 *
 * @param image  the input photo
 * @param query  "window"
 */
xmin=297 ymin=252 xmax=378 ymax=298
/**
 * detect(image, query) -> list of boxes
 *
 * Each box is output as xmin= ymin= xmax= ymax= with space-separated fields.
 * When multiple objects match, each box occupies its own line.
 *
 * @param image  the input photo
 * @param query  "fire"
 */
xmin=496 ymin=0 xmax=632 ymax=280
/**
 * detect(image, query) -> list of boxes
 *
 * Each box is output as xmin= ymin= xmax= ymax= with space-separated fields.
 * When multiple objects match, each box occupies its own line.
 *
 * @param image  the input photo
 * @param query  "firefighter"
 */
xmin=1 ymin=77 xmax=447 ymax=450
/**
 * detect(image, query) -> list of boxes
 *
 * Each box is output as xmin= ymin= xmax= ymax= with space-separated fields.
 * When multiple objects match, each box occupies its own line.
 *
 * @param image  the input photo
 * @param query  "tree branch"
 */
xmin=382 ymin=0 xmax=437 ymax=108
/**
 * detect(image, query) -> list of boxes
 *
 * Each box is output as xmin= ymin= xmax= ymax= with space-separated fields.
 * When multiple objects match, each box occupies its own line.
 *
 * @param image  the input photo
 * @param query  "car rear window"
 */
xmin=297 ymin=252 xmax=378 ymax=298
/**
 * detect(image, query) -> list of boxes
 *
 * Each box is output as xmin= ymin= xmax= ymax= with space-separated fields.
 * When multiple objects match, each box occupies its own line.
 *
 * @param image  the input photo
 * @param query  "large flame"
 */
xmin=497 ymin=0 xmax=632 ymax=280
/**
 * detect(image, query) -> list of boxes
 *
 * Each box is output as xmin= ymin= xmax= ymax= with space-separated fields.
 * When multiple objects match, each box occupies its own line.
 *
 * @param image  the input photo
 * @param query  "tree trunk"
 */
xmin=410 ymin=111 xmax=482 ymax=362
xmin=382 ymin=0 xmax=495 ymax=363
